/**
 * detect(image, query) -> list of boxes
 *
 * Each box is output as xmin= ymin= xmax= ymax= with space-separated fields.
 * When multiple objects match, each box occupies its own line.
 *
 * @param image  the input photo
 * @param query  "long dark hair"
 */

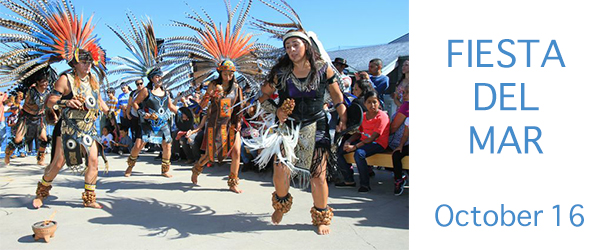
xmin=355 ymin=79 xmax=375 ymax=99
xmin=363 ymin=90 xmax=379 ymax=103
xmin=397 ymin=59 xmax=409 ymax=88
xmin=267 ymin=32 xmax=321 ymax=88
xmin=145 ymin=80 xmax=152 ymax=90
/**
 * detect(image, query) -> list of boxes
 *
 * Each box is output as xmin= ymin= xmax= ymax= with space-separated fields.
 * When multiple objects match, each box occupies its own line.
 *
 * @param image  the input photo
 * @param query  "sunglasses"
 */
xmin=78 ymin=58 xmax=93 ymax=64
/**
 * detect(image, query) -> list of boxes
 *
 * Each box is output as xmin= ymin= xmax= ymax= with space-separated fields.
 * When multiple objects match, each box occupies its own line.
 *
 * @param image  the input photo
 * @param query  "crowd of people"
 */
xmin=0 ymin=0 xmax=408 ymax=236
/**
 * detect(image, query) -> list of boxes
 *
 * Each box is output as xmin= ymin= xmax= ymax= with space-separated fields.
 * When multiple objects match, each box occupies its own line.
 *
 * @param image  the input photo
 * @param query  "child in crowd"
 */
xmin=6 ymin=95 xmax=25 ymax=157
xmin=0 ymin=92 xmax=8 ymax=151
xmin=101 ymin=126 xmax=113 ymax=154
xmin=112 ymin=127 xmax=133 ymax=155
xmin=336 ymin=91 xmax=390 ymax=193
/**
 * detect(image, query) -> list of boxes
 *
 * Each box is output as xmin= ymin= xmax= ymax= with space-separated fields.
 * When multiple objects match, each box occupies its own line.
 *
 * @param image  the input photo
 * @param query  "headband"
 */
xmin=282 ymin=31 xmax=310 ymax=44
xmin=147 ymin=68 xmax=163 ymax=81
xmin=217 ymin=60 xmax=236 ymax=72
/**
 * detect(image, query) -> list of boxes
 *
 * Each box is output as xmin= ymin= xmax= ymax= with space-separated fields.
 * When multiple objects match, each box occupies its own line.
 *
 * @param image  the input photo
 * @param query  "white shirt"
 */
xmin=101 ymin=134 xmax=113 ymax=148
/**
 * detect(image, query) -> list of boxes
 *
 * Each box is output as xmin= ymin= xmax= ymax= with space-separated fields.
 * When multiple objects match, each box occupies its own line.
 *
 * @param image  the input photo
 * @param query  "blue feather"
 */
xmin=36 ymin=54 xmax=52 ymax=63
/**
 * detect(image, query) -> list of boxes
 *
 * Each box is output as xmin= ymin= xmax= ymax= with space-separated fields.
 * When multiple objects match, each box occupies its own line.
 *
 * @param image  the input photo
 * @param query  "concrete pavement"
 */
xmin=0 ymin=152 xmax=408 ymax=250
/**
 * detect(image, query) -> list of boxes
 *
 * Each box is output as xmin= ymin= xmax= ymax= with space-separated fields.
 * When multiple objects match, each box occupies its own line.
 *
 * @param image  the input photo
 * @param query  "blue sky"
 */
xmin=0 ymin=0 xmax=408 ymax=91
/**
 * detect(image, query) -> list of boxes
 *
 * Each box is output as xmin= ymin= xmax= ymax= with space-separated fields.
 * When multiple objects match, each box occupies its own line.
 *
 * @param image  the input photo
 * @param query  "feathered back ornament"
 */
xmin=0 ymin=0 xmax=107 ymax=88
xmin=163 ymin=0 xmax=275 ymax=95
xmin=252 ymin=0 xmax=335 ymax=63
xmin=251 ymin=0 xmax=304 ymax=39
xmin=252 ymin=0 xmax=342 ymax=93
xmin=0 ymin=44 xmax=56 ymax=93
xmin=107 ymin=12 xmax=171 ymax=89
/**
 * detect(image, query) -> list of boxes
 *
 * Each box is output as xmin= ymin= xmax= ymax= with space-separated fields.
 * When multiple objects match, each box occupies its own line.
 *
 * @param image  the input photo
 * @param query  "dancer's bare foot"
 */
xmin=124 ymin=166 xmax=133 ymax=177
xmin=317 ymin=225 xmax=330 ymax=235
xmin=32 ymin=198 xmax=43 ymax=209
xmin=229 ymin=185 xmax=243 ymax=193
xmin=191 ymin=172 xmax=199 ymax=184
xmin=161 ymin=172 xmax=172 ymax=178
xmin=84 ymin=202 xmax=102 ymax=209
xmin=271 ymin=210 xmax=283 ymax=225
xmin=191 ymin=162 xmax=205 ymax=185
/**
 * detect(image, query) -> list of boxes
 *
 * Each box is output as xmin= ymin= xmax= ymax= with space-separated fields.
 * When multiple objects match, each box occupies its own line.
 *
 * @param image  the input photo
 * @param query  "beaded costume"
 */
xmin=245 ymin=0 xmax=344 ymax=185
xmin=245 ymin=0 xmax=345 ymax=232
xmin=0 ymin=0 xmax=108 ymax=208
xmin=139 ymin=89 xmax=173 ymax=144
xmin=108 ymin=12 xmax=186 ymax=177
xmin=59 ymin=72 xmax=105 ymax=172
xmin=202 ymin=80 xmax=243 ymax=163
xmin=2 ymin=67 xmax=55 ymax=165
xmin=163 ymin=0 xmax=273 ymax=189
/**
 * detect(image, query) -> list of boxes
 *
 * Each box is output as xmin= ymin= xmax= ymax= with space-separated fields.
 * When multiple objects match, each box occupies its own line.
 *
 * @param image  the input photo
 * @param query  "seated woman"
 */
xmin=336 ymin=91 xmax=389 ymax=192
xmin=333 ymin=78 xmax=375 ymax=162
xmin=389 ymin=83 xmax=409 ymax=196
xmin=350 ymin=78 xmax=375 ymax=111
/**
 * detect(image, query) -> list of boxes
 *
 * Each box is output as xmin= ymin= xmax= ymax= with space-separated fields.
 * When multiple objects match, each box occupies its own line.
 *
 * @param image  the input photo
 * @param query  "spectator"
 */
xmin=333 ymin=58 xmax=352 ymax=93
xmin=112 ymin=126 xmax=133 ymax=155
xmin=106 ymin=88 xmax=118 ymax=118
xmin=100 ymin=126 xmax=113 ymax=153
xmin=393 ymin=59 xmax=409 ymax=111
xmin=368 ymin=58 xmax=389 ymax=109
xmin=334 ymin=78 xmax=376 ymax=143
xmin=327 ymin=58 xmax=353 ymax=127
xmin=353 ymin=71 xmax=370 ymax=95
xmin=389 ymin=83 xmax=409 ymax=196
xmin=336 ymin=91 xmax=389 ymax=193
xmin=6 ymin=97 xmax=25 ymax=158
xmin=368 ymin=59 xmax=389 ymax=94
xmin=173 ymin=109 xmax=194 ymax=163
xmin=6 ymin=100 xmax=18 ymax=128
xmin=187 ymin=113 xmax=207 ymax=162
xmin=118 ymin=85 xmax=131 ymax=128
xmin=391 ymin=117 xmax=408 ymax=196
xmin=107 ymin=112 xmax=119 ymax=139
xmin=240 ymin=104 xmax=259 ymax=172
xmin=0 ymin=92 xmax=9 ymax=149
xmin=351 ymin=78 xmax=376 ymax=111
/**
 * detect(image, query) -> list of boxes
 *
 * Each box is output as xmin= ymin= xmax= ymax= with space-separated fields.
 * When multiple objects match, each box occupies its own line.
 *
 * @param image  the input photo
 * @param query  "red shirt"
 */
xmin=359 ymin=110 xmax=390 ymax=149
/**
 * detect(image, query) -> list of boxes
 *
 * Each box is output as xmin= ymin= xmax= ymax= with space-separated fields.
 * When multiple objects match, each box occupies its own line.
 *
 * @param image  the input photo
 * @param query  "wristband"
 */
xmin=50 ymin=89 xmax=63 ymax=96
xmin=334 ymin=102 xmax=347 ymax=109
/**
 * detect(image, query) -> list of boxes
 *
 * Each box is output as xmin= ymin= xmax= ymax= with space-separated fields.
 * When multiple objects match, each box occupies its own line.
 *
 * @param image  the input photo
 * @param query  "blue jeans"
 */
xmin=337 ymin=140 xmax=384 ymax=188
xmin=240 ymin=142 xmax=257 ymax=164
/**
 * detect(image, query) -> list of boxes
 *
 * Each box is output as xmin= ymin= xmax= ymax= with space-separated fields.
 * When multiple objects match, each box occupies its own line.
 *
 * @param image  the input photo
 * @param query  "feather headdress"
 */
xmin=251 ymin=0 xmax=304 ymax=39
xmin=107 ymin=12 xmax=186 ymax=89
xmin=162 ymin=0 xmax=276 ymax=95
xmin=0 ymin=44 xmax=57 ymax=93
xmin=0 ymin=0 xmax=107 ymax=89
xmin=252 ymin=0 xmax=336 ymax=65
